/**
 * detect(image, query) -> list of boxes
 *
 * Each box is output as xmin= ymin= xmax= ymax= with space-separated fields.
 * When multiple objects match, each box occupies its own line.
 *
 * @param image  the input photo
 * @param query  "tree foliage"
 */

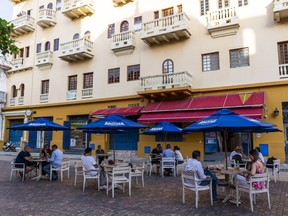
xmin=0 ymin=18 xmax=18 ymax=56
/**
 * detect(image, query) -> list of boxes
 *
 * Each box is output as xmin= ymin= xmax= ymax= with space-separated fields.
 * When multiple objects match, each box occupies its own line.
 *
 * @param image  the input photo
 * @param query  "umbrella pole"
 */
xmin=113 ymin=130 xmax=116 ymax=163
xmin=224 ymin=129 xmax=228 ymax=170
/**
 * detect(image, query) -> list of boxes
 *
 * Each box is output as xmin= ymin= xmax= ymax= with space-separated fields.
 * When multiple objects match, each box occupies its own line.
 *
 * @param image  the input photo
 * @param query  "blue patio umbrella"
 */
xmin=143 ymin=121 xmax=182 ymax=145
xmin=182 ymin=109 xmax=278 ymax=169
xmin=8 ymin=118 xmax=70 ymax=148
xmin=79 ymin=114 xmax=148 ymax=161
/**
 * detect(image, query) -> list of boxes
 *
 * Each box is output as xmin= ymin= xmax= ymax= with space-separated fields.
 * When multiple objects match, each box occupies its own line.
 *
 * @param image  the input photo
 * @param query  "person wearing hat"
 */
xmin=229 ymin=146 xmax=244 ymax=160
xmin=173 ymin=146 xmax=184 ymax=165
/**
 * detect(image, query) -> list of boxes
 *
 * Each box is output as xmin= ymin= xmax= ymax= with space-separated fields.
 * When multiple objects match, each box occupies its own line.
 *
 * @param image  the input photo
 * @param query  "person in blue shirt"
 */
xmin=43 ymin=144 xmax=63 ymax=180
xmin=162 ymin=144 xmax=175 ymax=176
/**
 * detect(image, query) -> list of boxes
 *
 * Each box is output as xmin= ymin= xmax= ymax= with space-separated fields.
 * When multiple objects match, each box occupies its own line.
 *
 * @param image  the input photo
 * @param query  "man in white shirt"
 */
xmin=185 ymin=150 xmax=218 ymax=202
xmin=81 ymin=147 xmax=106 ymax=189
xmin=255 ymin=147 xmax=265 ymax=163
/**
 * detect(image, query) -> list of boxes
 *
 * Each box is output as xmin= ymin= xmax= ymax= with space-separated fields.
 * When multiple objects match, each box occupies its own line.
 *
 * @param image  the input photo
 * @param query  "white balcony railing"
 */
xmin=10 ymin=98 xmax=16 ymax=106
xmin=63 ymin=0 xmax=93 ymax=8
xmin=273 ymin=0 xmax=288 ymax=22
xmin=207 ymin=7 xmax=238 ymax=27
xmin=0 ymin=91 xmax=6 ymax=103
xmin=62 ymin=0 xmax=94 ymax=19
xmin=40 ymin=94 xmax=48 ymax=103
xmin=279 ymin=64 xmax=288 ymax=78
xmin=10 ymin=14 xmax=35 ymax=36
xmin=66 ymin=90 xmax=77 ymax=100
xmin=139 ymin=71 xmax=192 ymax=91
xmin=111 ymin=31 xmax=135 ymax=55
xmin=36 ymin=51 xmax=53 ymax=66
xmin=37 ymin=8 xmax=56 ymax=27
xmin=18 ymin=96 xmax=24 ymax=105
xmin=113 ymin=0 xmax=134 ymax=7
xmin=60 ymin=38 xmax=93 ymax=51
xmin=82 ymin=88 xmax=93 ymax=98
xmin=10 ymin=58 xmax=32 ymax=72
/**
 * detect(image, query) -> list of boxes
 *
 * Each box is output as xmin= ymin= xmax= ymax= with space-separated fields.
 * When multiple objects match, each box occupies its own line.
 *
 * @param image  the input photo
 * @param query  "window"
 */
xmin=27 ymin=9 xmax=32 ymax=16
xmin=36 ymin=43 xmax=41 ymax=53
xmin=108 ymin=68 xmax=120 ymax=84
xmin=45 ymin=42 xmax=50 ymax=51
xmin=230 ymin=48 xmax=249 ymax=68
xmin=19 ymin=48 xmax=24 ymax=58
xmin=202 ymin=52 xmax=219 ymax=72
xmin=154 ymin=11 xmax=159 ymax=19
xmin=127 ymin=64 xmax=140 ymax=81
xmin=68 ymin=75 xmax=77 ymax=91
xmin=53 ymin=38 xmax=59 ymax=51
xmin=47 ymin=2 xmax=53 ymax=9
xmin=278 ymin=41 xmax=288 ymax=64
xmin=19 ymin=84 xmax=25 ymax=97
xmin=41 ymin=80 xmax=49 ymax=94
xmin=120 ymin=21 xmax=129 ymax=32
xmin=177 ymin=4 xmax=183 ymax=13
xmin=200 ymin=0 xmax=209 ymax=16
xmin=39 ymin=5 xmax=44 ymax=9
xmin=218 ymin=0 xmax=229 ymax=9
xmin=56 ymin=0 xmax=61 ymax=11
xmin=83 ymin=72 xmax=93 ymax=89
xmin=84 ymin=31 xmax=91 ymax=40
xmin=108 ymin=24 xmax=115 ymax=38
xmin=163 ymin=59 xmax=174 ymax=74
xmin=11 ymin=85 xmax=17 ymax=98
xmin=73 ymin=33 xmax=80 ymax=40
xmin=162 ymin=7 xmax=174 ymax=17
xmin=25 ymin=46 xmax=30 ymax=58
xmin=238 ymin=0 xmax=248 ymax=7
xmin=134 ymin=16 xmax=142 ymax=32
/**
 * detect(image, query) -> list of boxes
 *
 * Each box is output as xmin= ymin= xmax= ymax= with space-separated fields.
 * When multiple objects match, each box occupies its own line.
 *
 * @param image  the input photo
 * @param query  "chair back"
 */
xmin=62 ymin=161 xmax=70 ymax=169
xmin=75 ymin=160 xmax=83 ymax=172
xmin=249 ymin=172 xmax=269 ymax=191
xmin=182 ymin=171 xmax=198 ymax=188
xmin=273 ymin=159 xmax=280 ymax=167
xmin=162 ymin=157 xmax=176 ymax=168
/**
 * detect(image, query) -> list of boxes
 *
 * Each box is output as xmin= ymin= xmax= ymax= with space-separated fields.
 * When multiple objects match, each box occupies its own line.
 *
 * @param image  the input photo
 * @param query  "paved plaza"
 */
xmin=0 ymin=155 xmax=288 ymax=216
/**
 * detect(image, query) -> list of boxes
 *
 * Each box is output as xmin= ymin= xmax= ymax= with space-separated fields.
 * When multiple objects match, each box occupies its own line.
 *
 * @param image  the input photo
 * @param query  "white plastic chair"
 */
xmin=82 ymin=166 xmax=100 ymax=192
xmin=161 ymin=157 xmax=176 ymax=177
xmin=267 ymin=159 xmax=280 ymax=183
xmin=74 ymin=160 xmax=83 ymax=186
xmin=10 ymin=158 xmax=25 ymax=181
xmin=131 ymin=162 xmax=145 ymax=187
xmin=236 ymin=172 xmax=271 ymax=212
xmin=50 ymin=160 xmax=70 ymax=181
xmin=182 ymin=171 xmax=213 ymax=209
xmin=176 ymin=157 xmax=188 ymax=176
xmin=146 ymin=156 xmax=159 ymax=176
xmin=106 ymin=166 xmax=131 ymax=198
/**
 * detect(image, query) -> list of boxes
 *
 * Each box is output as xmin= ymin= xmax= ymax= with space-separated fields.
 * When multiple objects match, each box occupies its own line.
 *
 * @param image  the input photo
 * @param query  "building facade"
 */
xmin=2 ymin=0 xmax=288 ymax=161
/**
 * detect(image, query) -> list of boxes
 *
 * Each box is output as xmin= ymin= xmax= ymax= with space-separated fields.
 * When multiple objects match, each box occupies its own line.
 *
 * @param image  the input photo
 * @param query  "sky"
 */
xmin=0 ymin=0 xmax=13 ymax=20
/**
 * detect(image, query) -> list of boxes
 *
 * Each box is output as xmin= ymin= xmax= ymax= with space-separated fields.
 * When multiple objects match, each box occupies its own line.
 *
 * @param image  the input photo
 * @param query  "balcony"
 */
xmin=66 ymin=90 xmax=77 ymax=100
xmin=10 ymin=0 xmax=27 ymax=3
xmin=59 ymin=38 xmax=94 ymax=62
xmin=9 ymin=58 xmax=32 ymax=73
xmin=18 ymin=96 xmax=24 ymax=105
xmin=62 ymin=0 xmax=94 ymax=19
xmin=82 ymin=88 xmax=93 ymax=98
xmin=35 ymin=51 xmax=53 ymax=68
xmin=137 ymin=71 xmax=193 ymax=99
xmin=113 ymin=0 xmax=134 ymax=7
xmin=207 ymin=7 xmax=239 ymax=38
xmin=279 ymin=63 xmax=288 ymax=79
xmin=0 ymin=91 xmax=6 ymax=104
xmin=273 ymin=0 xmax=288 ymax=22
xmin=40 ymin=94 xmax=48 ymax=103
xmin=141 ymin=12 xmax=191 ymax=46
xmin=10 ymin=98 xmax=16 ymax=106
xmin=111 ymin=31 xmax=135 ymax=56
xmin=37 ymin=9 xmax=57 ymax=28
xmin=10 ymin=15 xmax=35 ymax=37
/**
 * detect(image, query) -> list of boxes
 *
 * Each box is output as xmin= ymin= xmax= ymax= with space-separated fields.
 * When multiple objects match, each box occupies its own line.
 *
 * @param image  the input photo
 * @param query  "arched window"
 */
xmin=73 ymin=33 xmax=80 ymax=40
xmin=47 ymin=2 xmax=53 ymax=9
xmin=45 ymin=41 xmax=50 ymax=51
xmin=19 ymin=84 xmax=25 ymax=97
xmin=11 ymin=85 xmax=17 ymax=98
xmin=162 ymin=59 xmax=174 ymax=74
xmin=120 ymin=21 xmax=129 ymax=32
xmin=84 ymin=31 xmax=91 ymax=40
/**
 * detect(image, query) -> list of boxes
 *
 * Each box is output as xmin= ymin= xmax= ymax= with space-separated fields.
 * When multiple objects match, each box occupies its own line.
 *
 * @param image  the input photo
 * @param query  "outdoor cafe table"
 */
xmin=30 ymin=158 xmax=47 ymax=181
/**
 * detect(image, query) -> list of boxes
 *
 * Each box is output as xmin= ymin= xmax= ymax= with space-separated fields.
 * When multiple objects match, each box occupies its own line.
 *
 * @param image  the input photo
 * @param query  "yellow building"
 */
xmin=1 ymin=0 xmax=288 ymax=161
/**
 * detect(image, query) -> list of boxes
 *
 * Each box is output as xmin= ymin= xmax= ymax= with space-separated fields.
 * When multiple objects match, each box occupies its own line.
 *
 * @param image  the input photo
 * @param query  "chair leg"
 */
xmin=129 ymin=181 xmax=131 ymax=196
xmin=74 ymin=174 xmax=77 ymax=186
xmin=10 ymin=171 xmax=13 ymax=181
xmin=68 ymin=169 xmax=70 ymax=179
xmin=267 ymin=191 xmax=271 ymax=209
xmin=196 ymin=191 xmax=199 ymax=209
xmin=210 ymin=186 xmax=213 ymax=206
xmin=83 ymin=178 xmax=86 ymax=192
xmin=50 ymin=168 xmax=52 ymax=181
xmin=249 ymin=193 xmax=254 ymax=212
xmin=97 ymin=176 xmax=100 ymax=191
xmin=142 ymin=174 xmax=144 ymax=187
xmin=182 ymin=188 xmax=185 ymax=204
xmin=136 ymin=176 xmax=138 ymax=185
xmin=112 ymin=182 xmax=115 ymax=198
xmin=61 ymin=171 xmax=63 ymax=182
xmin=236 ymin=186 xmax=239 ymax=207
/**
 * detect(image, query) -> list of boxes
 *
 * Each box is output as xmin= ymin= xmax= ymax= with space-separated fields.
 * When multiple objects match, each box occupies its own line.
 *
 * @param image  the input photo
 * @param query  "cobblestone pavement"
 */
xmin=0 ymin=160 xmax=287 ymax=216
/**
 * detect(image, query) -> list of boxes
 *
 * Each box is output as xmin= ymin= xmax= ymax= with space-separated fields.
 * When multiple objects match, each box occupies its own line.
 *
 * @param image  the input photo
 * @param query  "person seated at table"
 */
xmin=255 ymin=147 xmax=265 ymax=163
xmin=43 ymin=144 xmax=63 ymax=181
xmin=173 ymin=146 xmax=184 ymax=165
xmin=229 ymin=146 xmax=245 ymax=167
xmin=15 ymin=145 xmax=36 ymax=179
xmin=235 ymin=149 xmax=266 ymax=189
xmin=162 ymin=144 xmax=175 ymax=176
xmin=39 ymin=144 xmax=53 ymax=175
xmin=96 ymin=144 xmax=106 ymax=165
xmin=81 ymin=147 xmax=106 ymax=190
xmin=185 ymin=150 xmax=219 ymax=202
xmin=150 ymin=144 xmax=163 ymax=165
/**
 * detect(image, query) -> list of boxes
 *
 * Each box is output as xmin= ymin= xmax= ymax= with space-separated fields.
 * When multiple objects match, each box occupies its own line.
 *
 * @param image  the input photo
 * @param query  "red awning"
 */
xmin=137 ymin=107 xmax=264 ymax=123
xmin=91 ymin=107 xmax=143 ymax=117
xmin=141 ymin=92 xmax=265 ymax=113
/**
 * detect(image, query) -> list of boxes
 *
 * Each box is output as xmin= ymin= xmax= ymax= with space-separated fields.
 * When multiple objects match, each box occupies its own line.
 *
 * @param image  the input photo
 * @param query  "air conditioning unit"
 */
xmin=66 ymin=91 xmax=77 ymax=100
xmin=0 ymin=91 xmax=6 ymax=103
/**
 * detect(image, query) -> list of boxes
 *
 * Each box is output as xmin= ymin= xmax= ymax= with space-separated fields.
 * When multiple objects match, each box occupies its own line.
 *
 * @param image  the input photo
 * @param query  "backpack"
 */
xmin=232 ymin=154 xmax=243 ymax=165
xmin=266 ymin=156 xmax=277 ymax=168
